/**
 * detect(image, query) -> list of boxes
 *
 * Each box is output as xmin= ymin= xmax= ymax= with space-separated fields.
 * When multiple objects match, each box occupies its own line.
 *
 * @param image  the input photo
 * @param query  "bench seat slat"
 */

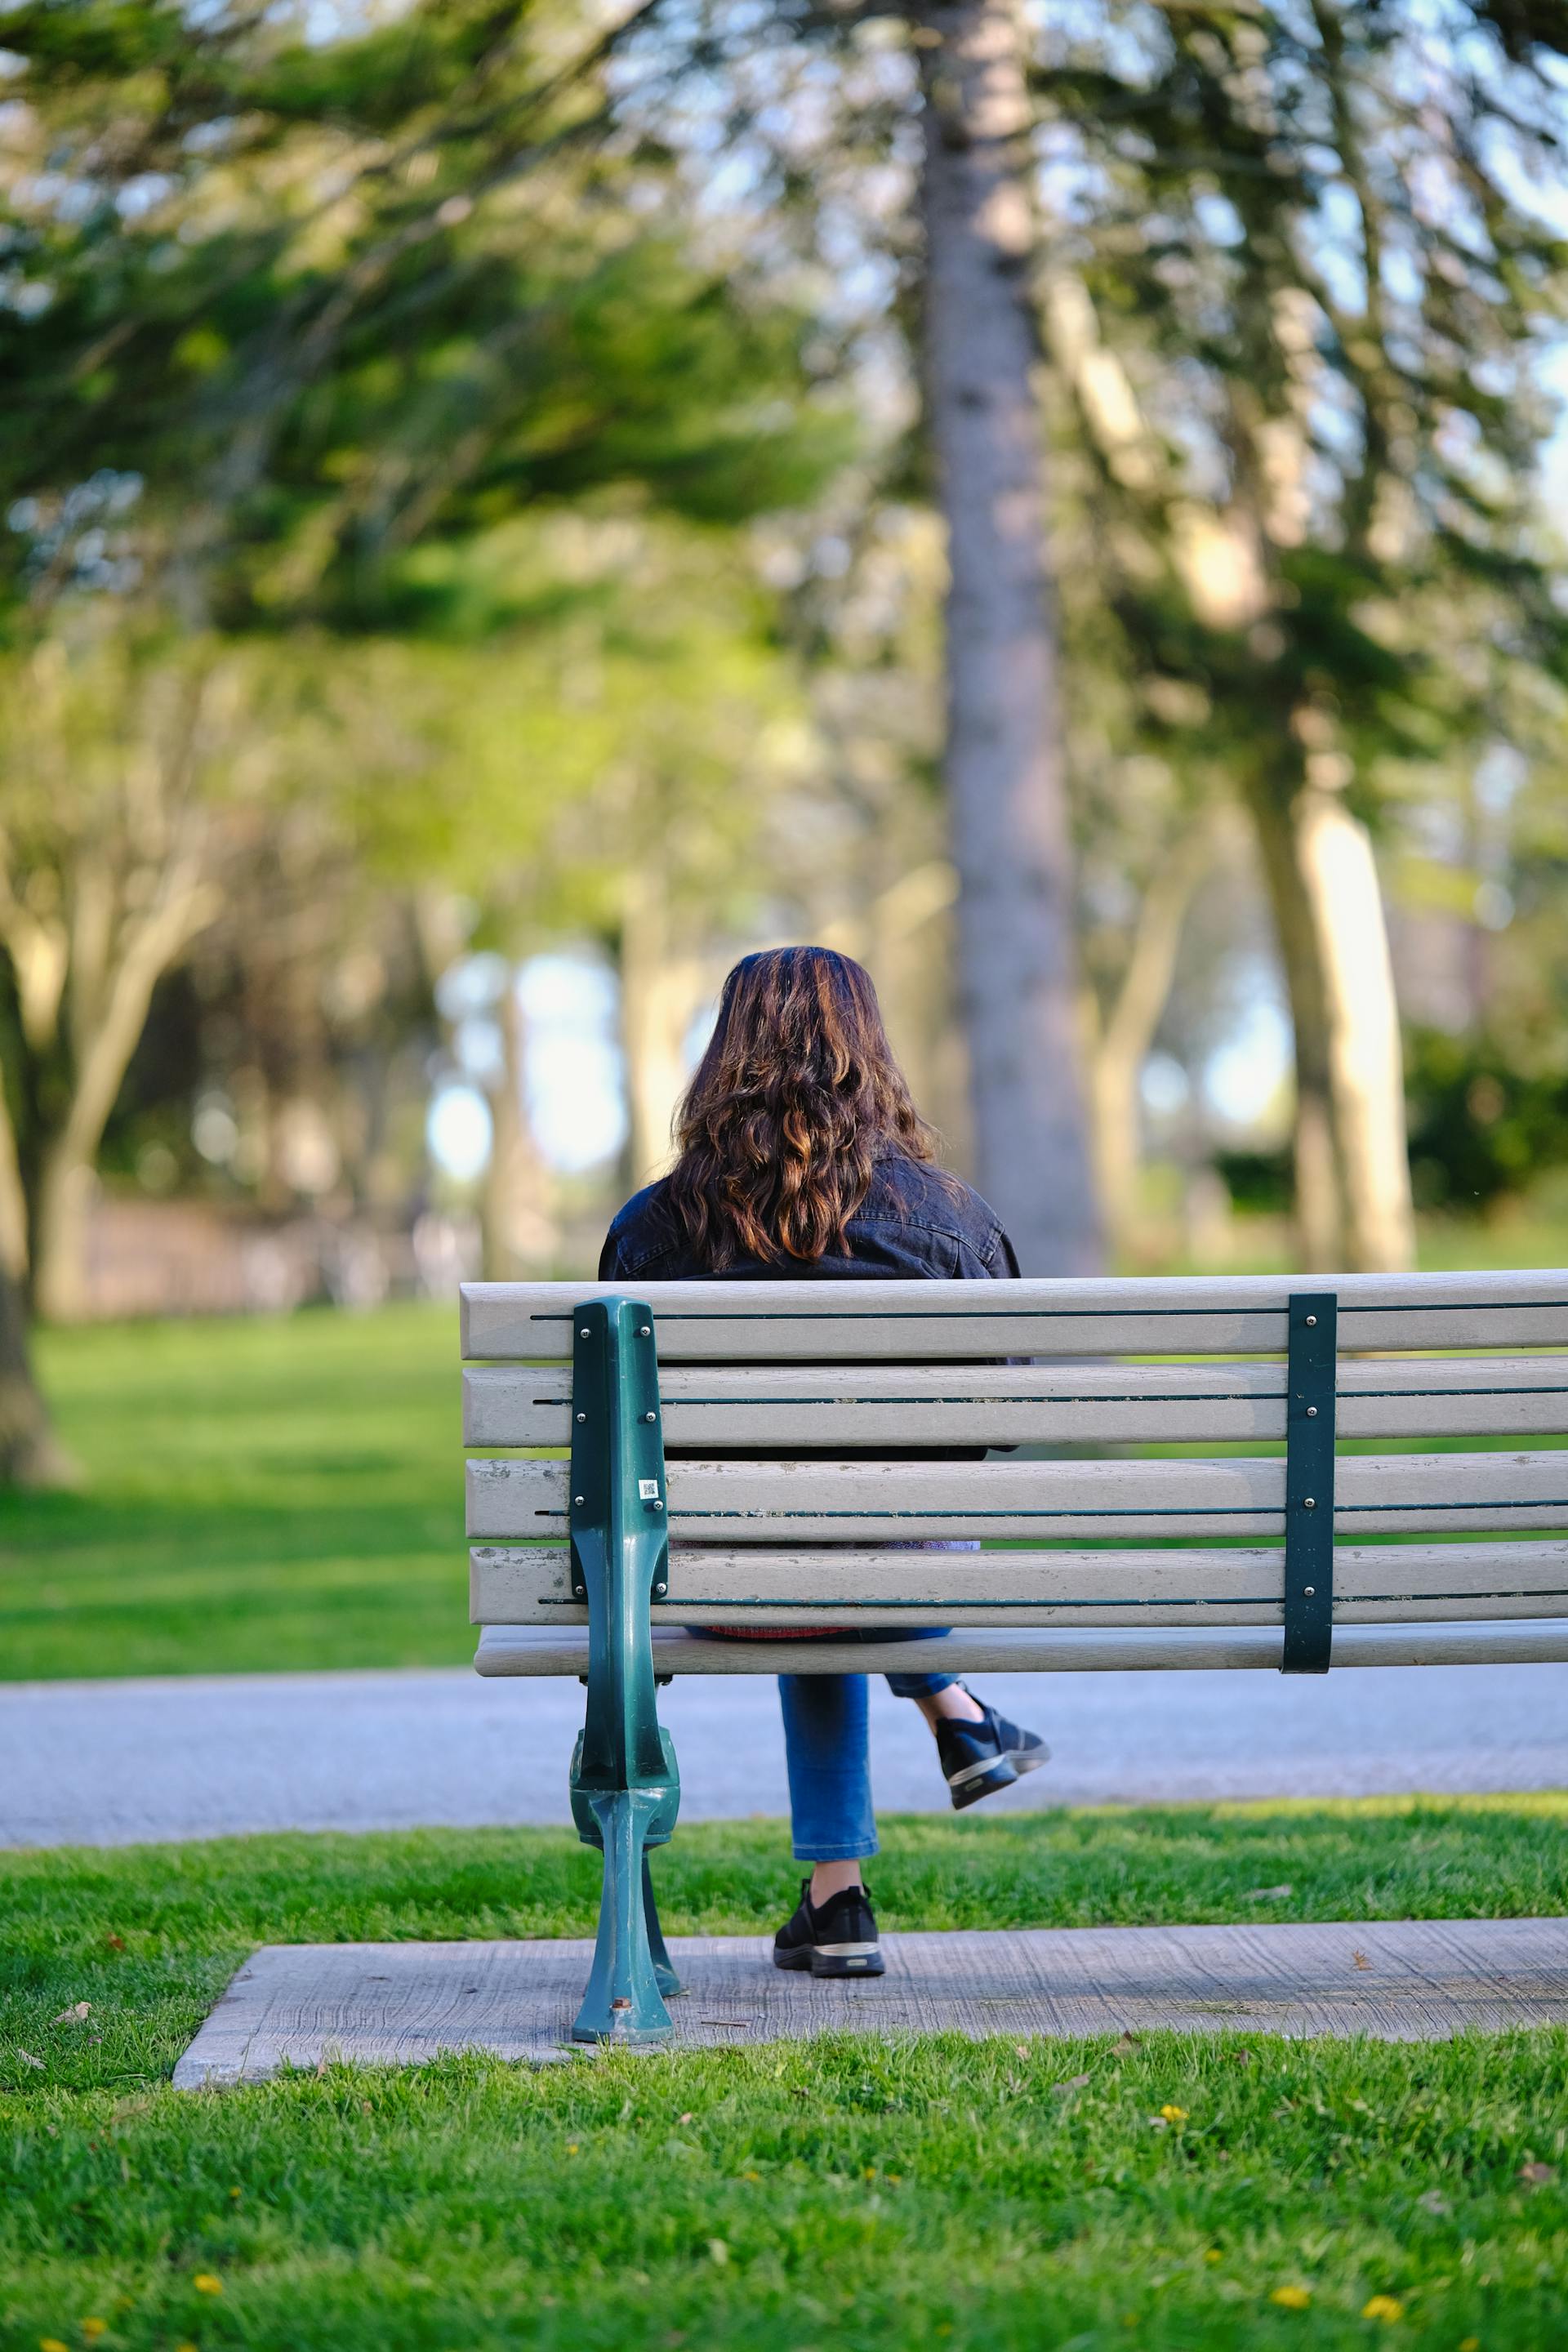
xmin=466 ymin=1450 xmax=1568 ymax=1543
xmin=461 ymin=1274 xmax=1568 ymax=1361
xmin=469 ymin=1538 xmax=1568 ymax=1622
xmin=474 ymin=1619 xmax=1568 ymax=1675
xmin=463 ymin=1356 xmax=1568 ymax=1449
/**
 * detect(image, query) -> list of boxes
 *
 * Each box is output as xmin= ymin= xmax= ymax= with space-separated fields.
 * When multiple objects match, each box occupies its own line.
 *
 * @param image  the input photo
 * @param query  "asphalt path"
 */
xmin=3 ymin=1659 xmax=1566 ymax=1847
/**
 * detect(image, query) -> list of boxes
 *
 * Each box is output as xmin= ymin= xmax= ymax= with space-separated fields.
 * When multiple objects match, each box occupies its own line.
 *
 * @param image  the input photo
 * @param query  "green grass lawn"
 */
xmin=2 ymin=1804 xmax=1567 ymax=2349
xmin=4 ymin=1306 xmax=468 ymax=1681
xmin=5 ymin=1274 xmax=1568 ymax=2344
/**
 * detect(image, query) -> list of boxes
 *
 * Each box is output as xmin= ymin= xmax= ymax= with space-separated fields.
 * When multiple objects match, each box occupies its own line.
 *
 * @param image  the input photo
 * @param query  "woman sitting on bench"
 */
xmin=599 ymin=944 xmax=1048 ymax=1980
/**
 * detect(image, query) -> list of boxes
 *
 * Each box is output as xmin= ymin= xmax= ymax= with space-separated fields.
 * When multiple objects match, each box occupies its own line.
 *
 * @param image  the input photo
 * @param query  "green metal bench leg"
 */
xmin=567 ymin=1296 xmax=682 ymax=2045
xmin=643 ymin=1854 xmax=682 ymax=1999
xmin=573 ymin=1791 xmax=673 ymax=2043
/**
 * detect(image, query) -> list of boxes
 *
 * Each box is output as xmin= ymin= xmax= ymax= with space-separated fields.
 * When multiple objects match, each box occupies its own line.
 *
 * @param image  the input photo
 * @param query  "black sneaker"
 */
xmin=935 ymin=1690 xmax=1050 ymax=1811
xmin=773 ymin=1880 xmax=885 ymax=1978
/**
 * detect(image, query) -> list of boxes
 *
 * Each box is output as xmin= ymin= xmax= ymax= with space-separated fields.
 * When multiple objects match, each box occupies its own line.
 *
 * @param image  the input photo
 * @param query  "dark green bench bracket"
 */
xmin=567 ymin=1296 xmax=682 ymax=2044
xmin=1281 ymin=1290 xmax=1338 ymax=1676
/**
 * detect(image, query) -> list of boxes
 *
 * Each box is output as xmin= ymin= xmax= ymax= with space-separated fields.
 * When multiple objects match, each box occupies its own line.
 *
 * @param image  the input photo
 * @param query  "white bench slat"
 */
xmin=470 ymin=1538 xmax=1568 ymax=1626
xmin=461 ymin=1273 xmax=1568 ymax=1361
xmin=462 ymin=1356 xmax=1568 ymax=1449
xmin=474 ymin=1618 xmax=1568 ymax=1676
xmin=466 ymin=1450 xmax=1568 ymax=1543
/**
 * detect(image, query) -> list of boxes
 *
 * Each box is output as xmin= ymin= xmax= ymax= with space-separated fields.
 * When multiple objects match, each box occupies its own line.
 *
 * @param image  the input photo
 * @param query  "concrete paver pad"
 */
xmin=174 ymin=1918 xmax=1568 ymax=2083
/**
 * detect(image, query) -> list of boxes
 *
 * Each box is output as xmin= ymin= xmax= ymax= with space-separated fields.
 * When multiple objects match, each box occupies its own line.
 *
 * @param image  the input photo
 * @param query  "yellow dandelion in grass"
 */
xmin=1160 ymin=2104 xmax=1189 ymax=2123
xmin=1458 ymin=2340 xmax=1480 ymax=2352
xmin=39 ymin=2338 xmax=70 ymax=2352
xmin=192 ymin=2274 xmax=223 ymax=2296
xmin=1205 ymin=2250 xmax=1223 ymax=2265
xmin=1361 ymin=2296 xmax=1405 ymax=2323
xmin=1270 ymin=2285 xmax=1312 ymax=2310
xmin=82 ymin=2326 xmax=108 ymax=2343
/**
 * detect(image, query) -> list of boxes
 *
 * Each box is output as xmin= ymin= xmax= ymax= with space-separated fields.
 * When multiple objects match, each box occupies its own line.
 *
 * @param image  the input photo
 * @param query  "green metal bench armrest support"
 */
xmin=567 ymin=1297 xmax=682 ymax=2043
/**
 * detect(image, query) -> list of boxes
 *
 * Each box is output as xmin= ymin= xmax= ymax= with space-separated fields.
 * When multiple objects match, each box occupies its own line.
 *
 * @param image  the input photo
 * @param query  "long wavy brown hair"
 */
xmin=663 ymin=946 xmax=939 ymax=1268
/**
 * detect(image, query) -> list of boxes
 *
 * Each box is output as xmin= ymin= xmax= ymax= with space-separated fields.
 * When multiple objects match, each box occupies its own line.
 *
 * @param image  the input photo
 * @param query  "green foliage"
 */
xmin=1405 ymin=1027 xmax=1568 ymax=1214
xmin=0 ymin=0 xmax=849 ymax=629
xmin=1 ymin=1814 xmax=1566 ymax=2345
xmin=0 ymin=0 xmax=860 ymax=1304
xmin=0 ymin=0 xmax=847 ymax=906
xmin=1042 ymin=0 xmax=1568 ymax=803
xmin=1214 ymin=1145 xmax=1294 ymax=1218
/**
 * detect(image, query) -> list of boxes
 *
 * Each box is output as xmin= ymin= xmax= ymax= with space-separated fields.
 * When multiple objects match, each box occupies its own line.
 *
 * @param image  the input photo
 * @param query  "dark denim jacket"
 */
xmin=598 ymin=1154 xmax=1019 ymax=1285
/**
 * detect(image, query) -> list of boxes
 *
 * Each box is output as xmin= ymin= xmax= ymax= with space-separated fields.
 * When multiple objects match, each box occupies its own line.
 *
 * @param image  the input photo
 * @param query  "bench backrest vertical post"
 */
xmin=1282 ymin=1291 xmax=1338 ymax=1674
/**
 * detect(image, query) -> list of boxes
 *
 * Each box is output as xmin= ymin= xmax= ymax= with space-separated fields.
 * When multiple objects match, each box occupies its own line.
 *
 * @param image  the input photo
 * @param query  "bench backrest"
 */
xmin=463 ymin=1272 xmax=1568 ymax=1664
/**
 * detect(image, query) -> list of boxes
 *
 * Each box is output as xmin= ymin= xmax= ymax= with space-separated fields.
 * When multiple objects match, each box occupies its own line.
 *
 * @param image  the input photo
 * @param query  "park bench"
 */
xmin=461 ymin=1270 xmax=1568 ymax=2044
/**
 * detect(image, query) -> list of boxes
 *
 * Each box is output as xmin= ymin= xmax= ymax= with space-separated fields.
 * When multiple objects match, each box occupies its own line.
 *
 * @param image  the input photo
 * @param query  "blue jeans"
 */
xmin=779 ymin=1631 xmax=956 ymax=1862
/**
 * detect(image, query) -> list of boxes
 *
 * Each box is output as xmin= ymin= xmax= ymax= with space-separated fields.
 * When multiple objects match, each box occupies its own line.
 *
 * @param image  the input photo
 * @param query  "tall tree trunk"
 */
xmin=0 ymin=1262 xmax=74 ymax=1488
xmin=1245 ymin=768 xmax=1414 ymax=1272
xmin=26 ymin=852 xmax=220 ymax=1323
xmin=0 ymin=1080 xmax=28 ymax=1285
xmin=1086 ymin=822 xmax=1214 ymax=1259
xmin=480 ymin=976 xmax=557 ymax=1279
xmin=1295 ymin=784 xmax=1414 ymax=1271
xmin=30 ymin=1155 xmax=98 ymax=1325
xmin=1243 ymin=768 xmax=1342 ymax=1270
xmin=916 ymin=0 xmax=1101 ymax=1273
xmin=821 ymin=860 xmax=960 ymax=1134
xmin=618 ymin=871 xmax=713 ymax=1192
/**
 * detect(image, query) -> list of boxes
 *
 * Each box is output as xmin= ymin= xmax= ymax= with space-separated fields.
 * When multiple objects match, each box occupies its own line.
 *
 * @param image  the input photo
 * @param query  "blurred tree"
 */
xmin=424 ymin=514 xmax=819 ymax=1222
xmin=748 ymin=496 xmax=964 ymax=1145
xmin=1392 ymin=719 xmax=1568 ymax=1212
xmin=612 ymin=0 xmax=1103 ymax=1268
xmin=1080 ymin=806 xmax=1222 ymax=1258
xmin=914 ymin=0 xmax=1101 ymax=1272
xmin=1405 ymin=1026 xmax=1568 ymax=1213
xmin=0 ymin=617 xmax=440 ymax=1314
xmin=0 ymin=625 xmax=237 ymax=1319
xmin=0 ymin=1262 xmax=72 ymax=1485
xmin=0 ymin=0 xmax=849 ymax=1350
xmin=1043 ymin=0 xmax=1568 ymax=1269
xmin=0 ymin=0 xmax=840 ymax=623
